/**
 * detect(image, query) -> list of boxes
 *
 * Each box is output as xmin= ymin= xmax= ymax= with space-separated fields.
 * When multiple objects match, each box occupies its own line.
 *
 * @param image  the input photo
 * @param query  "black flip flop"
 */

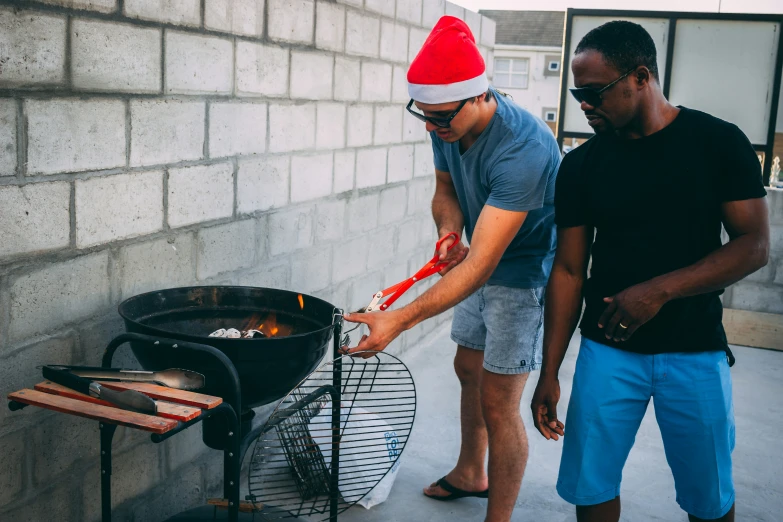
xmin=423 ymin=477 xmax=489 ymax=501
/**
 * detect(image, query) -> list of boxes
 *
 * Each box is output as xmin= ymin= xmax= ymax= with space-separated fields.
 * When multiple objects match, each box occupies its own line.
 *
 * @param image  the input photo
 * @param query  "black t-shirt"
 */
xmin=555 ymin=107 xmax=767 ymax=355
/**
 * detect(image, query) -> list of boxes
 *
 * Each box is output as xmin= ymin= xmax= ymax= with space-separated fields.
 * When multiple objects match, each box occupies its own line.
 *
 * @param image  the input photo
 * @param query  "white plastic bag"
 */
xmin=308 ymin=401 xmax=402 ymax=508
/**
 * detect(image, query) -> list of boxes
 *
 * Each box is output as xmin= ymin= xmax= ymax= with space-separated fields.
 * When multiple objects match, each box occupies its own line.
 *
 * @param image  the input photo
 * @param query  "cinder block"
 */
xmin=38 ymin=0 xmax=116 ymax=12
xmin=730 ymin=281 xmax=783 ymax=314
xmin=336 ymin=0 xmax=362 ymax=6
xmin=407 ymin=177 xmax=433 ymax=214
xmin=743 ymin=262 xmax=775 ymax=283
xmin=130 ymin=99 xmax=204 ymax=166
xmin=76 ymin=170 xmax=164 ymax=248
xmin=0 ymin=182 xmax=69 ymax=259
xmin=379 ymin=185 xmax=407 ymax=224
xmin=209 ymin=102 xmax=267 ymax=158
xmin=205 ymin=0 xmax=265 ymax=37
xmin=419 ymin=217 xmax=435 ymax=243
xmin=0 ymin=9 xmax=66 ymax=87
xmin=9 ymin=253 xmax=110 ymax=341
xmin=32 ymin=414 xmax=99 ymax=485
xmin=333 ymin=236 xmax=369 ymax=283
xmin=464 ymin=9 xmax=481 ymax=40
xmin=291 ymin=248 xmax=332 ymax=292
xmin=382 ymin=261 xmax=410 ymax=288
xmin=422 ymin=0 xmax=445 ymax=28
xmin=291 ymin=152 xmax=334 ymax=202
xmin=403 ymin=109 xmax=427 ymax=142
xmin=381 ymin=21 xmax=409 ymax=63
xmin=392 ymin=65 xmax=410 ymax=104
xmin=768 ymin=188 xmax=783 ymax=225
xmin=771 ymin=222 xmax=783 ymax=253
xmin=316 ymin=199 xmax=346 ymax=242
xmin=414 ymin=142 xmax=434 ymax=177
xmin=119 ymin=234 xmax=195 ymax=298
xmin=347 ymin=193 xmax=379 ymax=233
xmin=397 ymin=219 xmax=420 ymax=254
xmin=237 ymin=155 xmax=290 ymax=213
xmin=365 ymin=0 xmax=395 ymax=17
xmin=334 ymin=57 xmax=361 ymax=101
xmin=316 ymin=102 xmax=346 ymax=150
xmin=408 ymin=27 xmax=429 ymax=62
xmin=124 ymin=0 xmax=200 ymax=26
xmin=775 ymin=258 xmax=783 ymax=285
xmin=269 ymin=103 xmax=316 ymax=153
xmin=235 ymin=262 xmax=290 ymax=289
xmin=373 ymin=105 xmax=403 ymax=145
xmin=480 ymin=15 xmax=496 ymax=46
xmin=361 ymin=62 xmax=392 ymax=102
xmin=291 ymin=51 xmax=334 ymax=100
xmin=0 ymin=99 xmax=15 ymax=176
xmin=396 ymin=0 xmax=422 ymax=25
xmin=72 ymin=19 xmax=161 ymax=93
xmin=366 ymin=231 xmax=390 ymax=270
xmin=269 ymin=207 xmax=313 ymax=256
xmin=0 ymin=430 xmax=25 ymax=506
xmin=333 ymin=149 xmax=355 ymax=193
xmin=165 ymin=31 xmax=233 ymax=94
xmin=346 ymin=11 xmax=380 ymax=58
xmin=444 ymin=1 xmax=464 ymax=19
xmin=387 ymin=144 xmax=414 ymax=183
xmin=349 ymin=271 xmax=382 ymax=311
xmin=197 ymin=219 xmax=257 ymax=280
xmin=316 ymin=1 xmax=346 ymax=52
xmin=26 ymin=99 xmax=125 ymax=175
xmin=268 ymin=0 xmax=315 ymax=44
xmin=346 ymin=105 xmax=374 ymax=147
xmin=356 ymin=147 xmax=387 ymax=189
xmin=236 ymin=42 xmax=289 ymax=97
xmin=167 ymin=162 xmax=234 ymax=228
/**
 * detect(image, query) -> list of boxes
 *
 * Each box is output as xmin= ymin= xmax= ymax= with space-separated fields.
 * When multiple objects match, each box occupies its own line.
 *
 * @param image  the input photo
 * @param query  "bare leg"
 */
xmin=688 ymin=504 xmax=735 ymax=522
xmin=576 ymin=497 xmax=621 ymax=522
xmin=424 ymin=346 xmax=489 ymax=497
xmin=481 ymin=370 xmax=530 ymax=522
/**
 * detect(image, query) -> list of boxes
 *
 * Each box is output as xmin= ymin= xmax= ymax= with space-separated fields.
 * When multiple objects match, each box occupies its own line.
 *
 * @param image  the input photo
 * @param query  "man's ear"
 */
xmin=636 ymin=67 xmax=651 ymax=89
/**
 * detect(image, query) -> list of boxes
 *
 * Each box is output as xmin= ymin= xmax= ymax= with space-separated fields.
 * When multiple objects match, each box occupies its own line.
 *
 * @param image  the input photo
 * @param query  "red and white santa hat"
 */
xmin=407 ymin=16 xmax=488 ymax=104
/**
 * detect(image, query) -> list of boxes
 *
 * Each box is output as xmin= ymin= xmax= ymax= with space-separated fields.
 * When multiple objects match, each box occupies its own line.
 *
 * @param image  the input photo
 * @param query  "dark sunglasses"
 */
xmin=406 ymin=98 xmax=470 ymax=128
xmin=569 ymin=67 xmax=637 ymax=108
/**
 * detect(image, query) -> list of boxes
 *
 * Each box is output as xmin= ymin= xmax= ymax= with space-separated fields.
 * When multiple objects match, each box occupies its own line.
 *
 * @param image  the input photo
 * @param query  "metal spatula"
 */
xmin=47 ymin=365 xmax=205 ymax=390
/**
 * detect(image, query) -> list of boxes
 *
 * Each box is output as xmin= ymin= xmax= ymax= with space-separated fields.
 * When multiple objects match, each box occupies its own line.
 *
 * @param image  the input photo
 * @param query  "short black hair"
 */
xmin=575 ymin=21 xmax=659 ymax=82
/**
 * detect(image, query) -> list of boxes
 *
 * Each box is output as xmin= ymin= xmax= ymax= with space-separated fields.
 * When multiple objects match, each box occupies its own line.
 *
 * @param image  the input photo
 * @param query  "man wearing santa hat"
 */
xmin=344 ymin=16 xmax=560 ymax=521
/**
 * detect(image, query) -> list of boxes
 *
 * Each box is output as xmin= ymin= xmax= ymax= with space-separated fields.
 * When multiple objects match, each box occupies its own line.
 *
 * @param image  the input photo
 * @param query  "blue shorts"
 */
xmin=450 ymin=284 xmax=544 ymax=375
xmin=557 ymin=338 xmax=735 ymax=519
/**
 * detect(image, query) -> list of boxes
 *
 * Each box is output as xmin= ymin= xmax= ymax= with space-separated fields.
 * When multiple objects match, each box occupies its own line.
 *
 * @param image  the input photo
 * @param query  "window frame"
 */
xmin=493 ymin=57 xmax=530 ymax=90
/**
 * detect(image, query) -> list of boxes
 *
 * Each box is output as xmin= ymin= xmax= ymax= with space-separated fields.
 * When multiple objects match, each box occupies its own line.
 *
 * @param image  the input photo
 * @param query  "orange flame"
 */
xmin=298 ymin=294 xmax=304 ymax=310
xmin=241 ymin=311 xmax=292 ymax=337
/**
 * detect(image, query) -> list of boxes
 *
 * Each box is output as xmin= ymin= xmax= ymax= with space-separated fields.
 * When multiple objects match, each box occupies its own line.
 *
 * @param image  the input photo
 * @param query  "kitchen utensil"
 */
xmin=42 ymin=365 xmax=157 ymax=414
xmin=48 ymin=365 xmax=205 ymax=390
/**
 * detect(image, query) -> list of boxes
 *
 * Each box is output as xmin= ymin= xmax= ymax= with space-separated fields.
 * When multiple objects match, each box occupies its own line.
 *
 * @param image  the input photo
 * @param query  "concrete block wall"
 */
xmin=723 ymin=188 xmax=783 ymax=314
xmin=0 ymin=0 xmax=495 ymax=520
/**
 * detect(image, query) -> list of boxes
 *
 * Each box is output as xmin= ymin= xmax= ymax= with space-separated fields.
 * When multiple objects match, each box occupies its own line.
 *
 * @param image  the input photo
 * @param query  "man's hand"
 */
xmin=340 ymin=310 xmax=408 ymax=359
xmin=436 ymin=232 xmax=468 ymax=276
xmin=531 ymin=375 xmax=564 ymax=441
xmin=598 ymin=282 xmax=669 ymax=342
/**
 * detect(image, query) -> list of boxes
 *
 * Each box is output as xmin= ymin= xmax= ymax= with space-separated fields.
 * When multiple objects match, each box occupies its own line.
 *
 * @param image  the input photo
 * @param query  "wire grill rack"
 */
xmin=247 ymin=351 xmax=416 ymax=520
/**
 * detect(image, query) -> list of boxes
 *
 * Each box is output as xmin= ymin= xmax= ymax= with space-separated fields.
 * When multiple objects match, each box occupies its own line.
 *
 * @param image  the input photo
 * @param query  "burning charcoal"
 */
xmin=225 ymin=328 xmax=242 ymax=338
xmin=243 ymin=329 xmax=267 ymax=339
xmin=209 ymin=329 xmax=228 ymax=338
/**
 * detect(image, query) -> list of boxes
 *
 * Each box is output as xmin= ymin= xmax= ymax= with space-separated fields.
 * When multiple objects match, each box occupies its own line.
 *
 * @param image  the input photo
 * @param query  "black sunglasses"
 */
xmin=406 ymin=98 xmax=470 ymax=128
xmin=569 ymin=67 xmax=637 ymax=108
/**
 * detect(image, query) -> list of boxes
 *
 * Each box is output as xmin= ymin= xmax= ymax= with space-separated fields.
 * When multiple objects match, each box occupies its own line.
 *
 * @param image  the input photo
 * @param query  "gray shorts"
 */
xmin=450 ymin=284 xmax=545 ymax=375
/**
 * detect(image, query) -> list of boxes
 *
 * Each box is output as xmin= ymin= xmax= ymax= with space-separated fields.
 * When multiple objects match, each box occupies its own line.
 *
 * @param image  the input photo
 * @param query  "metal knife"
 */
xmin=42 ymin=365 xmax=158 ymax=415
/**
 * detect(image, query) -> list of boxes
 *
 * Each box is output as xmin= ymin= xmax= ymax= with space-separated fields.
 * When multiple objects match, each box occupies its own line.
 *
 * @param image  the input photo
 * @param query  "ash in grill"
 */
xmin=209 ymin=328 xmax=266 ymax=338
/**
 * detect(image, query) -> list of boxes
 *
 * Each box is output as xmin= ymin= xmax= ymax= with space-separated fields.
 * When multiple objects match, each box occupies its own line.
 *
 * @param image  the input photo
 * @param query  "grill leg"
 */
xmin=329 ymin=321 xmax=343 ymax=522
xmin=100 ymin=423 xmax=118 ymax=522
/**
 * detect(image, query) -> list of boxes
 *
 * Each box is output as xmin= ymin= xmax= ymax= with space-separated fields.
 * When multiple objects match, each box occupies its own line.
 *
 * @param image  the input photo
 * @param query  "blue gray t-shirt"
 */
xmin=431 ymin=89 xmax=560 ymax=288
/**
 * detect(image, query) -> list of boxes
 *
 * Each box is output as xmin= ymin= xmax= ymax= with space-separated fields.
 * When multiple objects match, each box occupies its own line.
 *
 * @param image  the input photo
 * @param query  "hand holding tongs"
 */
xmin=356 ymin=232 xmax=461 ymax=313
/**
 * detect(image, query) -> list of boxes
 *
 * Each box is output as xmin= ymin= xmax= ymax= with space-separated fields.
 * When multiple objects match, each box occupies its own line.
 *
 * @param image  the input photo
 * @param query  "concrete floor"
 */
xmin=336 ymin=326 xmax=783 ymax=522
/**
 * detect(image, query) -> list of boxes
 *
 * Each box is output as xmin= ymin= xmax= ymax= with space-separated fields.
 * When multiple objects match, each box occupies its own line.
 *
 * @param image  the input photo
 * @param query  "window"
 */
xmin=544 ymin=55 xmax=562 ymax=77
xmin=542 ymin=108 xmax=557 ymax=122
xmin=493 ymin=58 xmax=529 ymax=89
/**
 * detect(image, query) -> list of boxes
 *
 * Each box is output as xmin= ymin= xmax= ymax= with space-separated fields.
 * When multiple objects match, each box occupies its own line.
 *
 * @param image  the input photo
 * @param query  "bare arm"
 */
xmin=432 ymin=168 xmax=464 ymax=237
xmin=531 ymin=225 xmax=593 ymax=440
xmin=343 ymin=205 xmax=528 ymax=355
xmin=601 ymin=198 xmax=770 ymax=342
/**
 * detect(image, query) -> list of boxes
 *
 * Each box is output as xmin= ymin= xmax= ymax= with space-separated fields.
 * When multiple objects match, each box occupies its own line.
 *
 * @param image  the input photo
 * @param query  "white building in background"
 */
xmin=479 ymin=10 xmax=565 ymax=132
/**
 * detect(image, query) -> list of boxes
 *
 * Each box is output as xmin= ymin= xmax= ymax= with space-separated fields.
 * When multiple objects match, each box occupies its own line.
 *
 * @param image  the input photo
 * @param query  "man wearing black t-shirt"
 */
xmin=530 ymin=21 xmax=770 ymax=522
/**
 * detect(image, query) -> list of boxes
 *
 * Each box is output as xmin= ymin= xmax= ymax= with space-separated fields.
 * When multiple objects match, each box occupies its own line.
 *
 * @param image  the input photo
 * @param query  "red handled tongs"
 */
xmin=356 ymin=232 xmax=460 ymax=313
